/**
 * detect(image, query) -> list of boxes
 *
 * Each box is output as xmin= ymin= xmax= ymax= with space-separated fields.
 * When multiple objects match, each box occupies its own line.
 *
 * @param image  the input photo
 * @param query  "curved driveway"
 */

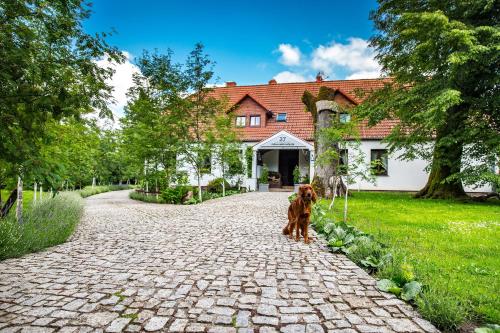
xmin=0 ymin=190 xmax=437 ymax=333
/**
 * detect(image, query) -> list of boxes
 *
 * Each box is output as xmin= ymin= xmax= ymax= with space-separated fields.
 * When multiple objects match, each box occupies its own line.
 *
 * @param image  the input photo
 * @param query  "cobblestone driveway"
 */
xmin=0 ymin=190 xmax=437 ymax=333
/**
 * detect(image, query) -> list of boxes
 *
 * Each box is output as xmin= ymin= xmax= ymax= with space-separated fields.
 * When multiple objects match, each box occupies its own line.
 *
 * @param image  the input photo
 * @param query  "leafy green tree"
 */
xmin=358 ymin=0 xmax=499 ymax=198
xmin=121 ymin=51 xmax=184 ymax=191
xmin=177 ymin=44 xmax=223 ymax=202
xmin=207 ymin=113 xmax=243 ymax=196
xmin=0 ymin=0 xmax=121 ymax=218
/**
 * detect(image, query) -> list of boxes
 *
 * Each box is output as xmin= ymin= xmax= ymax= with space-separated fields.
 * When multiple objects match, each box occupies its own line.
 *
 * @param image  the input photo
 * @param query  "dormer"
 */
xmin=230 ymin=94 xmax=272 ymax=128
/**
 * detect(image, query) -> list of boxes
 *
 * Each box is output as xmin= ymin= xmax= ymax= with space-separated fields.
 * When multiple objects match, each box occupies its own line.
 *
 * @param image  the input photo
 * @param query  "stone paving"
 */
xmin=0 ymin=190 xmax=438 ymax=333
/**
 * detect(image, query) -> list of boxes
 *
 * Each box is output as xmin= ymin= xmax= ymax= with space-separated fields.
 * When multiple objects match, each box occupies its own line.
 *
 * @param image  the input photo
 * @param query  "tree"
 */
xmin=357 ymin=0 xmax=499 ymax=198
xmin=0 ymin=0 xmax=121 ymax=218
xmin=123 ymin=44 xmax=224 ymax=202
xmin=208 ymin=113 xmax=244 ymax=196
xmin=122 ymin=51 xmax=185 ymax=191
xmin=302 ymin=87 xmax=349 ymax=198
xmin=177 ymin=43 xmax=222 ymax=202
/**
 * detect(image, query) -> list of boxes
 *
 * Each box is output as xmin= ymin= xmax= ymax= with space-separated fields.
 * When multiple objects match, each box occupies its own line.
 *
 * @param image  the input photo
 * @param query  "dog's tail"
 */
xmin=283 ymin=225 xmax=290 ymax=235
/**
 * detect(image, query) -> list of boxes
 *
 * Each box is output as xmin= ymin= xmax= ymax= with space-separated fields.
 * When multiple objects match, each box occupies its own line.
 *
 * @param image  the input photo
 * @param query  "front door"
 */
xmin=279 ymin=150 xmax=299 ymax=186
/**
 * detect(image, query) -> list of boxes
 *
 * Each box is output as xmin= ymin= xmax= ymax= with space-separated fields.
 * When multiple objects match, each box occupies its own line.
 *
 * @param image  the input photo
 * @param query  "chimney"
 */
xmin=316 ymin=72 xmax=323 ymax=82
xmin=225 ymin=81 xmax=237 ymax=87
xmin=268 ymin=79 xmax=277 ymax=85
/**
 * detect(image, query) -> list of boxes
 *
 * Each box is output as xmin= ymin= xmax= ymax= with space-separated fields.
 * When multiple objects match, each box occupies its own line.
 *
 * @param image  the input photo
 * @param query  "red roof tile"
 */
xmin=210 ymin=78 xmax=393 ymax=141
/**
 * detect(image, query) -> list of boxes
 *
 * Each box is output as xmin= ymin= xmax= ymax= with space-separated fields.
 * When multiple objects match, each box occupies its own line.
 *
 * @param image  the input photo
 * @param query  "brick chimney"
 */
xmin=268 ymin=79 xmax=277 ymax=85
xmin=316 ymin=73 xmax=323 ymax=82
xmin=226 ymin=81 xmax=237 ymax=87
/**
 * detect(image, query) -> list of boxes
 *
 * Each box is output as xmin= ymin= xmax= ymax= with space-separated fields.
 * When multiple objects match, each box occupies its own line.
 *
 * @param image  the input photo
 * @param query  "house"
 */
xmin=181 ymin=77 xmax=493 ymax=193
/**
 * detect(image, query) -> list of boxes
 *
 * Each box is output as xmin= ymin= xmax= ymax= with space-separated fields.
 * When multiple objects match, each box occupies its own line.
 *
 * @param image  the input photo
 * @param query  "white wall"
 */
xmin=179 ymin=140 xmax=493 ymax=193
xmin=350 ymin=141 xmax=492 ymax=193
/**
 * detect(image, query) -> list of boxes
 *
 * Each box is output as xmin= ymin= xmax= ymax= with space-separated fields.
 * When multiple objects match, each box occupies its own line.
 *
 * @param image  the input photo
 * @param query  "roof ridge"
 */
xmin=213 ymin=77 xmax=390 ymax=89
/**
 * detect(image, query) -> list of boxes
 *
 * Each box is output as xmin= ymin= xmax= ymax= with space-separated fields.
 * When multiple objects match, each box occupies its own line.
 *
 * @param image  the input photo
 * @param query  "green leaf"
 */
xmin=401 ymin=281 xmax=422 ymax=301
xmin=377 ymin=279 xmax=398 ymax=292
xmin=474 ymin=328 xmax=493 ymax=333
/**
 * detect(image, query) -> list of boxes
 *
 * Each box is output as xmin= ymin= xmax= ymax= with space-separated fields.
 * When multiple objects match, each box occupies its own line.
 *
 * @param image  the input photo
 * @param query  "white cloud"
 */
xmin=311 ymin=38 xmax=381 ymax=78
xmin=278 ymin=43 xmax=302 ymax=66
xmin=95 ymin=51 xmax=140 ymax=119
xmin=346 ymin=70 xmax=381 ymax=80
xmin=273 ymin=71 xmax=307 ymax=83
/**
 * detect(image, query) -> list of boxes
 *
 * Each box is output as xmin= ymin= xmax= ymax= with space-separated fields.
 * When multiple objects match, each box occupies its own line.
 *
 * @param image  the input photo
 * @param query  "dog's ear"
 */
xmin=311 ymin=185 xmax=318 ymax=203
xmin=298 ymin=185 xmax=305 ymax=196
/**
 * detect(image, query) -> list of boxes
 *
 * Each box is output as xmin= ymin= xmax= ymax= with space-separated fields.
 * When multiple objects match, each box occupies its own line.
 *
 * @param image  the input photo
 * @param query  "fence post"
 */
xmin=33 ymin=182 xmax=37 ymax=203
xmin=16 ymin=176 xmax=23 ymax=224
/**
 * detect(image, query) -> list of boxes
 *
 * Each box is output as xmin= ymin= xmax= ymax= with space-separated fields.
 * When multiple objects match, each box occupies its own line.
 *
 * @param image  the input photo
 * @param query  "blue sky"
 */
xmin=84 ymin=0 xmax=381 ymax=116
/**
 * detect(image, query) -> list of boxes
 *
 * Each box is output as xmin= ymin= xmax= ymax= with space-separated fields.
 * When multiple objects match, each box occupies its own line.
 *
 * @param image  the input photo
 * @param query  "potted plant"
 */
xmin=293 ymin=165 xmax=301 ymax=192
xmin=259 ymin=164 xmax=269 ymax=192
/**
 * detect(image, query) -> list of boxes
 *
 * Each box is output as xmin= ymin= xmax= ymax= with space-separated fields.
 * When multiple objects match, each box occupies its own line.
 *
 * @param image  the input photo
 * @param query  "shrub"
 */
xmin=344 ymin=235 xmax=385 ymax=265
xmin=416 ymin=287 xmax=466 ymax=331
xmin=161 ymin=186 xmax=191 ymax=204
xmin=293 ymin=166 xmax=301 ymax=184
xmin=207 ymin=178 xmax=230 ymax=193
xmin=129 ymin=191 xmax=166 ymax=203
xmin=78 ymin=185 xmax=132 ymax=198
xmin=259 ymin=165 xmax=269 ymax=184
xmin=0 ymin=192 xmax=84 ymax=260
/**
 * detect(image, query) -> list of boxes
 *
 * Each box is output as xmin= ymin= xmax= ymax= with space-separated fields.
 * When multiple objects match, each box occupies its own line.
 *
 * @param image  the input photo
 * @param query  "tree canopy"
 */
xmin=0 ymin=0 xmax=122 ymax=181
xmin=357 ymin=0 xmax=499 ymax=198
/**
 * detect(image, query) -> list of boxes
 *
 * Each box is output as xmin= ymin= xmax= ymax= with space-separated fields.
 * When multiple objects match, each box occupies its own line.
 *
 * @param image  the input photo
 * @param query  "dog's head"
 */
xmin=298 ymin=184 xmax=317 ymax=203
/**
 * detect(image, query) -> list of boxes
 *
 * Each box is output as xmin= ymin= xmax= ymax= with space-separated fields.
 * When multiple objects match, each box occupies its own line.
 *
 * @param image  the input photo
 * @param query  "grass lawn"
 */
xmin=320 ymin=191 xmax=500 ymax=329
xmin=1 ymin=189 xmax=36 ymax=210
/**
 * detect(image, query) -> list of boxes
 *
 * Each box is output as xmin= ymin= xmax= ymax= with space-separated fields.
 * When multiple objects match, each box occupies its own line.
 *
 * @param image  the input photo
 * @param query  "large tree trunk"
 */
xmin=312 ymin=109 xmax=336 ymax=198
xmin=312 ymin=106 xmax=347 ymax=199
xmin=416 ymin=106 xmax=467 ymax=199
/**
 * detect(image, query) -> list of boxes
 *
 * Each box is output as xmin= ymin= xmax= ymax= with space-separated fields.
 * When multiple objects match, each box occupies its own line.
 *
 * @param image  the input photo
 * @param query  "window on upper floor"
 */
xmin=250 ymin=115 xmax=261 ymax=127
xmin=340 ymin=113 xmax=351 ymax=123
xmin=370 ymin=149 xmax=388 ymax=176
xmin=276 ymin=113 xmax=287 ymax=122
xmin=236 ymin=116 xmax=246 ymax=127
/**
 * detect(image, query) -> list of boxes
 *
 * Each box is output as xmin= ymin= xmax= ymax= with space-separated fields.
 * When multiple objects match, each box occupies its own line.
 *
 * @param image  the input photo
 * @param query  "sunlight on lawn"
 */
xmin=321 ymin=192 xmax=500 ymax=323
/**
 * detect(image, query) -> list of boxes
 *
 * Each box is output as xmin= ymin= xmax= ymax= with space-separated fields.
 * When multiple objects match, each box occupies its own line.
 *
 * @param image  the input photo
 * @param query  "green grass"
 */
xmin=1 ymin=189 xmax=36 ymax=210
xmin=320 ymin=192 xmax=500 ymax=330
xmin=0 ymin=192 xmax=84 ymax=260
xmin=77 ymin=185 xmax=133 ymax=198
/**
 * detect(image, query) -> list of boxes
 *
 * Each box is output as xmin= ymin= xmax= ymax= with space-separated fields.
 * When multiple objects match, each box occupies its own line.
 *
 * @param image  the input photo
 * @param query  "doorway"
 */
xmin=279 ymin=150 xmax=299 ymax=186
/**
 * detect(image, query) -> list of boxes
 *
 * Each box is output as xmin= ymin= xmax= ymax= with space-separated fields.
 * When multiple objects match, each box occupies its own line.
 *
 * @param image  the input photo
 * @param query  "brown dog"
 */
xmin=283 ymin=185 xmax=317 ymax=243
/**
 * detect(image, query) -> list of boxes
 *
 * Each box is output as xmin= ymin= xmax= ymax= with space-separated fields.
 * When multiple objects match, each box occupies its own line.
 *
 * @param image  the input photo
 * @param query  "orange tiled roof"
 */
xmin=210 ymin=78 xmax=395 ymax=141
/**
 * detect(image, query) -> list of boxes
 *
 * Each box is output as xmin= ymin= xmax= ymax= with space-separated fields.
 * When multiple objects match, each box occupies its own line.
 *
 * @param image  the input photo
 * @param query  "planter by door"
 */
xmin=259 ymin=183 xmax=269 ymax=192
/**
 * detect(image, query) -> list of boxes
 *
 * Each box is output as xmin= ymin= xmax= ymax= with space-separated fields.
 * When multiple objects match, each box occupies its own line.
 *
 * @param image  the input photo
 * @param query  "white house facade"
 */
xmin=180 ymin=78 xmax=494 ymax=193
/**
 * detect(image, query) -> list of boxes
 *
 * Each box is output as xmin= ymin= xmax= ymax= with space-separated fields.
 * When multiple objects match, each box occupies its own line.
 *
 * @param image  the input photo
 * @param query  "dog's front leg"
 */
xmin=304 ymin=221 xmax=310 ymax=244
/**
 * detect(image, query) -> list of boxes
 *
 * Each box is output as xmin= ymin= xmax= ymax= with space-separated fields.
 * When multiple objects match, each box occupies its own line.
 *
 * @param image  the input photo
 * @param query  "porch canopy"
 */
xmin=251 ymin=130 xmax=314 ymax=188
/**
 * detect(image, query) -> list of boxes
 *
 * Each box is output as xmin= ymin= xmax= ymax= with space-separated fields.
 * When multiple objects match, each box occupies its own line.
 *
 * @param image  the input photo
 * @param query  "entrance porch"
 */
xmin=249 ymin=131 xmax=314 ymax=191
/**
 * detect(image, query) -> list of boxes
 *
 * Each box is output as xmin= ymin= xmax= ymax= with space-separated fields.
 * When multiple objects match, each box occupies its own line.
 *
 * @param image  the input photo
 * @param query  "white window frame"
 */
xmin=236 ymin=116 xmax=246 ymax=127
xmin=250 ymin=115 xmax=261 ymax=127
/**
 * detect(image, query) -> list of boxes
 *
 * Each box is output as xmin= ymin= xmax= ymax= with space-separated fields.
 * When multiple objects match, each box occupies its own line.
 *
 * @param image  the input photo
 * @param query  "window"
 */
xmin=236 ymin=116 xmax=246 ymax=127
xmin=371 ymin=149 xmax=388 ymax=175
xmin=340 ymin=113 xmax=351 ymax=123
xmin=250 ymin=115 xmax=261 ymax=127
xmin=276 ymin=113 xmax=287 ymax=122
xmin=339 ymin=149 xmax=348 ymax=175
